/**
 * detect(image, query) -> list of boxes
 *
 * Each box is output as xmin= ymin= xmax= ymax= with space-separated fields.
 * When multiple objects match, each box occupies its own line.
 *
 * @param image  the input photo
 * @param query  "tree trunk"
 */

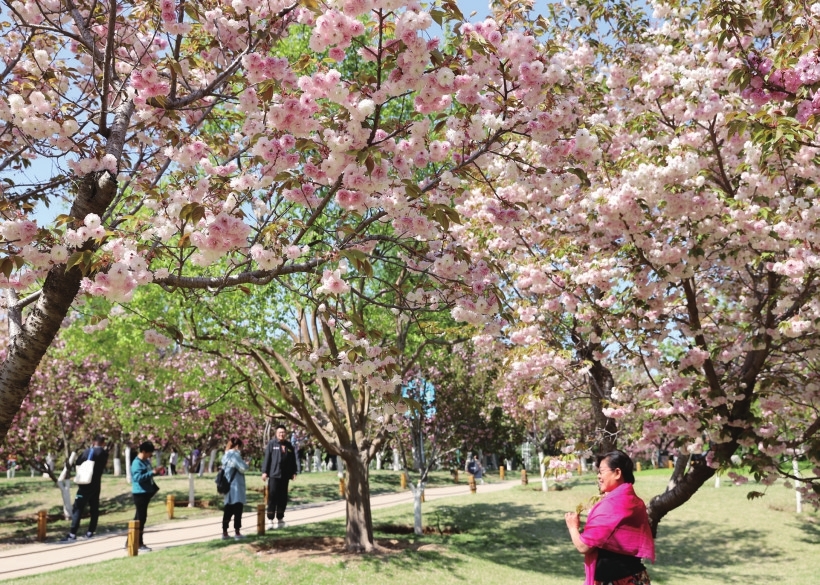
xmin=125 ymin=445 xmax=132 ymax=483
xmin=588 ymin=361 xmax=617 ymax=453
xmin=57 ymin=480 xmax=73 ymax=519
xmin=410 ymin=482 xmax=425 ymax=535
xmin=342 ymin=453 xmax=375 ymax=552
xmin=0 ymin=171 xmax=122 ymax=444
xmin=646 ymin=452 xmax=710 ymax=536
xmin=538 ymin=451 xmax=548 ymax=492
xmin=208 ymin=449 xmax=216 ymax=473
xmin=188 ymin=473 xmax=196 ymax=507
xmin=113 ymin=443 xmax=121 ymax=476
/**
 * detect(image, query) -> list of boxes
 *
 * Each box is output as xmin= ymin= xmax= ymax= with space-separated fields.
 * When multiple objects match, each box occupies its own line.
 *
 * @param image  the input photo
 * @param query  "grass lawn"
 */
xmin=0 ymin=468 xmax=473 ymax=545
xmin=2 ymin=466 xmax=817 ymax=584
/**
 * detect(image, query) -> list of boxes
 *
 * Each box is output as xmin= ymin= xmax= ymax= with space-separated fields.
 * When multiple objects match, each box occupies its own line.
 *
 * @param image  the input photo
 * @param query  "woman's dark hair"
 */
xmin=598 ymin=450 xmax=636 ymax=484
xmin=227 ymin=436 xmax=243 ymax=449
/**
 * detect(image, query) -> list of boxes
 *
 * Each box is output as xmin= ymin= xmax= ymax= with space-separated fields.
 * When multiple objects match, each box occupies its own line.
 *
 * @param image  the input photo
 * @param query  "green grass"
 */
xmin=0 ymin=468 xmax=472 ymax=545
xmin=2 ymin=468 xmax=818 ymax=584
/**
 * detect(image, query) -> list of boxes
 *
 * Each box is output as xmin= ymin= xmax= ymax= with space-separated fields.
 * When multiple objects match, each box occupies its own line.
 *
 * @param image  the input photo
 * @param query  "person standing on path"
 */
xmin=564 ymin=450 xmax=655 ymax=585
xmin=61 ymin=435 xmax=109 ymax=542
xmin=130 ymin=441 xmax=159 ymax=552
xmin=261 ymin=425 xmax=297 ymax=529
xmin=221 ymin=437 xmax=249 ymax=539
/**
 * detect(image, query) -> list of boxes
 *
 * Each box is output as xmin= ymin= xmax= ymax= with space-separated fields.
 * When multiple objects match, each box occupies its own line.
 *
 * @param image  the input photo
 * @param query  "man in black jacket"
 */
xmin=62 ymin=435 xmax=109 ymax=541
xmin=261 ymin=425 xmax=297 ymax=529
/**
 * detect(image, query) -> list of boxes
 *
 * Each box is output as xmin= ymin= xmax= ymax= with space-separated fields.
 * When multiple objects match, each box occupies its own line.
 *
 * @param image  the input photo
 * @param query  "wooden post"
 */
xmin=468 ymin=474 xmax=477 ymax=494
xmin=339 ymin=476 xmax=345 ymax=497
xmin=636 ymin=462 xmax=642 ymax=473
xmin=521 ymin=469 xmax=528 ymax=485
xmin=453 ymin=469 xmax=459 ymax=483
xmin=36 ymin=510 xmax=47 ymax=542
xmin=421 ymin=489 xmax=425 ymax=503
xmin=264 ymin=484 xmax=269 ymax=502
xmin=166 ymin=494 xmax=175 ymax=519
xmin=667 ymin=459 xmax=674 ymax=469
xmin=400 ymin=471 xmax=407 ymax=490
xmin=499 ymin=465 xmax=505 ymax=480
xmin=257 ymin=503 xmax=266 ymax=536
xmin=127 ymin=520 xmax=140 ymax=556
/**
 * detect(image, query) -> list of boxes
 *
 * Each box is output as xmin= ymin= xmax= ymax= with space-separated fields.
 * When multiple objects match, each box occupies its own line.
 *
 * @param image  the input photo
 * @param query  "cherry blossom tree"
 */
xmin=166 ymin=257 xmax=470 ymax=551
xmin=455 ymin=0 xmax=820 ymax=530
xmin=0 ymin=0 xmax=584 ymax=454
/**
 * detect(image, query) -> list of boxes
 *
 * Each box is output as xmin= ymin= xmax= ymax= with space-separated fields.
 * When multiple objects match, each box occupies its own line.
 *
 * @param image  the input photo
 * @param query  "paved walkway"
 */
xmin=0 ymin=480 xmax=516 ymax=580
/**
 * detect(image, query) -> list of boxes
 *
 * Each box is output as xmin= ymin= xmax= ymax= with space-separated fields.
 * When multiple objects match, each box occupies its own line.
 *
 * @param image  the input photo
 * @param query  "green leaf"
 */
xmin=65 ymin=251 xmax=85 ymax=273
xmin=0 ymin=257 xmax=13 ymax=278
xmin=567 ymin=167 xmax=591 ymax=188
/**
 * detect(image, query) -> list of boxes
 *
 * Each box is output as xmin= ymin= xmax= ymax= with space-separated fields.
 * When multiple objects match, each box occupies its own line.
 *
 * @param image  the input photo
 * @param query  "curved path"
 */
xmin=0 ymin=480 xmax=517 ymax=580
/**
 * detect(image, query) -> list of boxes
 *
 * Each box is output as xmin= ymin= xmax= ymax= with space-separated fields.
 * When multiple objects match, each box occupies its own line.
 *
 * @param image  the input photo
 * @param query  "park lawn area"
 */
xmin=0 ymin=468 xmax=468 ymax=545
xmin=4 ymin=467 xmax=818 ymax=585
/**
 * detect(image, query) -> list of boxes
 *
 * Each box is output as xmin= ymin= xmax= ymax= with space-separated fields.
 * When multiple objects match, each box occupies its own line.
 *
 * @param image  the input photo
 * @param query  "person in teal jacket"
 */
xmin=131 ymin=441 xmax=158 ymax=551
xmin=221 ymin=436 xmax=249 ymax=539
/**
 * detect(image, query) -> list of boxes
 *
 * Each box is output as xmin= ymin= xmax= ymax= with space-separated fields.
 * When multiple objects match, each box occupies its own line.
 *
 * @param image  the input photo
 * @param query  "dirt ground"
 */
xmin=250 ymin=525 xmax=453 ymax=564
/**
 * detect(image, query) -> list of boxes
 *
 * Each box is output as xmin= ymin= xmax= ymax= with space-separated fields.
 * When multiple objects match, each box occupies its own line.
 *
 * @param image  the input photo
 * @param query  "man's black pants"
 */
xmin=70 ymin=487 xmax=101 ymax=535
xmin=266 ymin=477 xmax=290 ymax=520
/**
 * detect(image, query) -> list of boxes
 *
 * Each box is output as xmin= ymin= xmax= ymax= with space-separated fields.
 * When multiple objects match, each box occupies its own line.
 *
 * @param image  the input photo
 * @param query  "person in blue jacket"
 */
xmin=221 ymin=436 xmax=250 ymax=539
xmin=130 ymin=441 xmax=159 ymax=551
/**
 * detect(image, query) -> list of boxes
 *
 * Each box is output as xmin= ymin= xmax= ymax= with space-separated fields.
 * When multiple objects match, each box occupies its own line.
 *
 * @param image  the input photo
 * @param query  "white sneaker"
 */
xmin=275 ymin=520 xmax=286 ymax=529
xmin=268 ymin=519 xmax=276 ymax=530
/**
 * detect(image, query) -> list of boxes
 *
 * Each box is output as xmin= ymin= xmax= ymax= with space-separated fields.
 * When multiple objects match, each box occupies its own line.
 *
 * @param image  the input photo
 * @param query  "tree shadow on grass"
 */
xmin=652 ymin=519 xmax=792 ymax=583
xmin=790 ymin=515 xmax=820 ymax=547
xmin=382 ymin=499 xmax=797 ymax=583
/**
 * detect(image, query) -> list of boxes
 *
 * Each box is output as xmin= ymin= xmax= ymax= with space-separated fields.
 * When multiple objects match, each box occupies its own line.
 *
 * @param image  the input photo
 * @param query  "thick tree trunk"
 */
xmin=588 ymin=360 xmax=617 ymax=453
xmin=342 ymin=453 xmax=375 ymax=552
xmin=647 ymin=442 xmax=741 ymax=536
xmin=0 ymin=176 xmax=121 ymax=442
xmin=0 ymin=100 xmax=132 ymax=445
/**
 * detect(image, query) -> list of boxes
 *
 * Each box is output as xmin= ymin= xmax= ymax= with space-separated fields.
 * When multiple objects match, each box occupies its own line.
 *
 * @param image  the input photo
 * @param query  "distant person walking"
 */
xmin=467 ymin=455 xmax=484 ymax=484
xmin=62 ymin=435 xmax=109 ymax=542
xmin=168 ymin=449 xmax=178 ymax=476
xmin=564 ymin=450 xmax=655 ymax=585
xmin=221 ymin=437 xmax=249 ymax=539
xmin=130 ymin=441 xmax=159 ymax=552
xmin=261 ymin=425 xmax=297 ymax=529
xmin=6 ymin=453 xmax=17 ymax=479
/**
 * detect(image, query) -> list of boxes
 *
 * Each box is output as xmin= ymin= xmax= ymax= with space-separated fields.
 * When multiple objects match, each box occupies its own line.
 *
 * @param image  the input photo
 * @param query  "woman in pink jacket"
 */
xmin=565 ymin=450 xmax=655 ymax=585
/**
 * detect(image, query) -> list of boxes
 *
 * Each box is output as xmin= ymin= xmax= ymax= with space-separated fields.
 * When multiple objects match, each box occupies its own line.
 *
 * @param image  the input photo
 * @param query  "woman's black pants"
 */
xmin=222 ymin=502 xmax=244 ymax=532
xmin=132 ymin=493 xmax=152 ymax=546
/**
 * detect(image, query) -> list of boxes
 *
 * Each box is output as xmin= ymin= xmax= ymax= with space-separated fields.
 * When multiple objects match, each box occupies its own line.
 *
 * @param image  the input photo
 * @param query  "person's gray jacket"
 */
xmin=221 ymin=450 xmax=249 ymax=505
